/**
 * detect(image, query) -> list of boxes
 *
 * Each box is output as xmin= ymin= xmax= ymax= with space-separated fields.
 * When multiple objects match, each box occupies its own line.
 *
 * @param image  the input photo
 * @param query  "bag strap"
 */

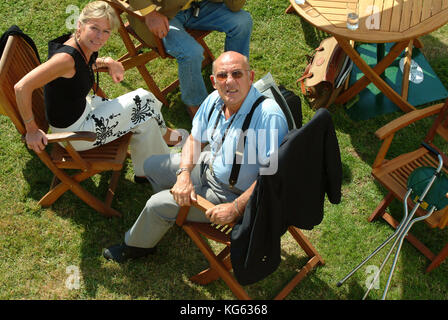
xmin=207 ymin=101 xmax=216 ymax=122
xmin=229 ymin=95 xmax=266 ymax=187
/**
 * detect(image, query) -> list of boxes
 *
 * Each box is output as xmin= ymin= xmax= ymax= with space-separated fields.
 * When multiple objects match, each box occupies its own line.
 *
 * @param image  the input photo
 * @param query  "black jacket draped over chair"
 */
xmin=231 ymin=108 xmax=342 ymax=285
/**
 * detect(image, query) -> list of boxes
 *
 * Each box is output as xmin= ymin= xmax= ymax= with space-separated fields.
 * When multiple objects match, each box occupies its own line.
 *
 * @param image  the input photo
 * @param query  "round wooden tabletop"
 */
xmin=289 ymin=0 xmax=448 ymax=43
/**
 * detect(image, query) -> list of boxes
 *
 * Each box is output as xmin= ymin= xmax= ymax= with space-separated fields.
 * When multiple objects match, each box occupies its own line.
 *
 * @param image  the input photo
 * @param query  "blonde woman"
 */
xmin=14 ymin=1 xmax=180 ymax=181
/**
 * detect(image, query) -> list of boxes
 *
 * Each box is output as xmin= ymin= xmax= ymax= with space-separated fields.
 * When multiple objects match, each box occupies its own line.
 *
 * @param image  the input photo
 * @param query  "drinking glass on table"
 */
xmin=347 ymin=1 xmax=359 ymax=30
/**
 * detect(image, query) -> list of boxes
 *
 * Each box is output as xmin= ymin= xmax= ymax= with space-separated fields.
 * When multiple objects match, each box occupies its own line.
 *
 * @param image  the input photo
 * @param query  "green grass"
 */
xmin=1 ymin=0 xmax=448 ymax=300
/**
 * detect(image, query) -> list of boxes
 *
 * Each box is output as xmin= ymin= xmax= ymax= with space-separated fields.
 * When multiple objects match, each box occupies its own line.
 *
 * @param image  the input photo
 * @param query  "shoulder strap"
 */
xmin=208 ymin=100 xmax=217 ymax=122
xmin=229 ymin=95 xmax=266 ymax=187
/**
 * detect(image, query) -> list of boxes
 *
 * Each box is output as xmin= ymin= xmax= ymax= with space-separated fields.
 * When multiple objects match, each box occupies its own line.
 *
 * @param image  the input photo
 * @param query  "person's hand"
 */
xmin=205 ymin=202 xmax=239 ymax=225
xmin=105 ymin=58 xmax=124 ymax=83
xmin=144 ymin=10 xmax=170 ymax=39
xmin=25 ymin=128 xmax=48 ymax=153
xmin=170 ymin=171 xmax=197 ymax=207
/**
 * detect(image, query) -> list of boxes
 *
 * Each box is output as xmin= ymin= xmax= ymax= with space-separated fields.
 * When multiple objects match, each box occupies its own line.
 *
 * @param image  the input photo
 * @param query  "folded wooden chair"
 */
xmin=369 ymin=98 xmax=448 ymax=272
xmin=0 ymin=35 xmax=131 ymax=217
xmin=104 ymin=0 xmax=215 ymax=106
xmin=175 ymin=196 xmax=324 ymax=300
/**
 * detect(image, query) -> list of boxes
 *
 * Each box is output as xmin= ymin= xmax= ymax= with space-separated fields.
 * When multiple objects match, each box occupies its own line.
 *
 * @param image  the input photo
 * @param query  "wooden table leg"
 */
xmin=401 ymin=40 xmax=413 ymax=101
xmin=335 ymin=36 xmax=416 ymax=113
xmin=336 ymin=41 xmax=409 ymax=104
xmin=285 ymin=4 xmax=295 ymax=14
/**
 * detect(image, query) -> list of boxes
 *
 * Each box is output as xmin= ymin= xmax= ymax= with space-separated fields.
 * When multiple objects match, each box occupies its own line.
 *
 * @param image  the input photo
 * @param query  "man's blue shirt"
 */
xmin=191 ymin=86 xmax=289 ymax=191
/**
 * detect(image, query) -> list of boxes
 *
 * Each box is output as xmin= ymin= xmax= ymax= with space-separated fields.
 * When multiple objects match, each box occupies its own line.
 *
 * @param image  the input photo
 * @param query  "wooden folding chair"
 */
xmin=175 ymin=196 xmax=324 ymax=300
xmin=104 ymin=0 xmax=215 ymax=106
xmin=369 ymin=98 xmax=448 ymax=272
xmin=0 ymin=35 xmax=132 ymax=217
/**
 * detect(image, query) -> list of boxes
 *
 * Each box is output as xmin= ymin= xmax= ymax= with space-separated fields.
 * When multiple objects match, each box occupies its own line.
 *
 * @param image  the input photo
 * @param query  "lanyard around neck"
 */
xmin=74 ymin=36 xmax=98 ymax=95
xmin=210 ymin=106 xmax=239 ymax=155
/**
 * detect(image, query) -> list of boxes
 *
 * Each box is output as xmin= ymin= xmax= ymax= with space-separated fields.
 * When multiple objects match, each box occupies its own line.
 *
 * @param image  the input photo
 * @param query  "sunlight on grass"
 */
xmin=0 ymin=0 xmax=447 ymax=300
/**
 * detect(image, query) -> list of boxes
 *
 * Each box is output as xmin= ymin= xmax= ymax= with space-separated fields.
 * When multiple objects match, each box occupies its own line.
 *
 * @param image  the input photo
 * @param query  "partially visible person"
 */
xmin=127 ymin=0 xmax=252 ymax=118
xmin=103 ymin=51 xmax=288 ymax=262
xmin=14 ymin=1 xmax=180 ymax=180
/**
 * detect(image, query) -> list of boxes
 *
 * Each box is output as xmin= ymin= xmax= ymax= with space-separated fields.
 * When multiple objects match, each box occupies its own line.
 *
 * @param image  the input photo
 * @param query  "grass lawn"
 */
xmin=0 ymin=0 xmax=447 ymax=300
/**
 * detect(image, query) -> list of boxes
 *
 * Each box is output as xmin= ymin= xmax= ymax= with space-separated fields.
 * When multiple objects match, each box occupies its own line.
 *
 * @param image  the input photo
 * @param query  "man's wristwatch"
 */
xmin=176 ymin=167 xmax=189 ymax=176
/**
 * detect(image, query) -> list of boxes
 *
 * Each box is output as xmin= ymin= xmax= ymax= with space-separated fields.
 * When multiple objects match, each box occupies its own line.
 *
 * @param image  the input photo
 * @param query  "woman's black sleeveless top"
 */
xmin=44 ymin=33 xmax=97 ymax=128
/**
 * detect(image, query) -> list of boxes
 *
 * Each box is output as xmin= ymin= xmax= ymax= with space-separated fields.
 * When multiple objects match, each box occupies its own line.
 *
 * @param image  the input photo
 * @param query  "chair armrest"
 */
xmin=375 ymin=103 xmax=445 ymax=140
xmin=176 ymin=195 xmax=215 ymax=226
xmin=46 ymin=131 xmax=97 ymax=143
xmin=20 ymin=131 xmax=96 ymax=171
xmin=194 ymin=195 xmax=236 ymax=227
xmin=175 ymin=195 xmax=238 ymax=228
xmin=192 ymin=195 xmax=215 ymax=211
xmin=21 ymin=131 xmax=96 ymax=144
xmin=372 ymin=102 xmax=446 ymax=169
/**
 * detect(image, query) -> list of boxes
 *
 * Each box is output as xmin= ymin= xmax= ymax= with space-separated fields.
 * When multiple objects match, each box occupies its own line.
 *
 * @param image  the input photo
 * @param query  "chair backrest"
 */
xmin=105 ymin=0 xmax=167 ymax=56
xmin=0 ymin=35 xmax=47 ymax=135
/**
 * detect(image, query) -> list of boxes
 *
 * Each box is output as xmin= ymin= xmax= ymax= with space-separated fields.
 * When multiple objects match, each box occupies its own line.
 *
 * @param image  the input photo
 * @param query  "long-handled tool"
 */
xmin=337 ymin=142 xmax=446 ymax=299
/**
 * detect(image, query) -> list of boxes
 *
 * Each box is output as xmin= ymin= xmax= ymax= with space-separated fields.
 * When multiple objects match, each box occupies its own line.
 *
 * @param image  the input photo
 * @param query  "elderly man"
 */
xmin=127 ymin=0 xmax=252 ymax=118
xmin=103 ymin=51 xmax=288 ymax=262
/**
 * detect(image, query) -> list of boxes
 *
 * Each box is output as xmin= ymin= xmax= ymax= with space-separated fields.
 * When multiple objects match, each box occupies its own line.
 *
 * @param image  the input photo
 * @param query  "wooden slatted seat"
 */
xmin=368 ymin=99 xmax=448 ymax=272
xmin=373 ymin=147 xmax=448 ymax=230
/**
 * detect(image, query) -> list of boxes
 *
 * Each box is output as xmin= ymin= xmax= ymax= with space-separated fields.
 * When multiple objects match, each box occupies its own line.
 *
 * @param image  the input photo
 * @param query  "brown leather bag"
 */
xmin=297 ymin=37 xmax=347 ymax=109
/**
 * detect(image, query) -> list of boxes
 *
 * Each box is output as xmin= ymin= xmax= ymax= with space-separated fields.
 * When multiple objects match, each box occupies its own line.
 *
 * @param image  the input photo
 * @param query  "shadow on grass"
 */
xmin=326 ymin=33 xmax=448 ymax=297
xmin=20 ymin=150 xmax=350 ymax=299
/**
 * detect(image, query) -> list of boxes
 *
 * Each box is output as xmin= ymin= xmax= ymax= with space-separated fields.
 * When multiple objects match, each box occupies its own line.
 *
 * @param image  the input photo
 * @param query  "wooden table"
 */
xmin=287 ymin=0 xmax=448 ymax=113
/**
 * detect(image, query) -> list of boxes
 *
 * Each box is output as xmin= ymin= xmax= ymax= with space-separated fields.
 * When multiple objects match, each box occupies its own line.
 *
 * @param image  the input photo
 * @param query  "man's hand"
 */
xmin=170 ymin=171 xmax=197 ymax=207
xmin=205 ymin=202 xmax=239 ymax=225
xmin=144 ymin=10 xmax=170 ymax=39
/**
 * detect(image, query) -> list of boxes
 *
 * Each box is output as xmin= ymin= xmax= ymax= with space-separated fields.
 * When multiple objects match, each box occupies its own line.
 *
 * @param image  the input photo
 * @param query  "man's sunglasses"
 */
xmin=214 ymin=69 xmax=249 ymax=81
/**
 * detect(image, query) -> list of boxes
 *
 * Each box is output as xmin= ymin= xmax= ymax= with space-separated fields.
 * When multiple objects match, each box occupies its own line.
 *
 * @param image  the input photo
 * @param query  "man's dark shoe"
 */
xmin=103 ymin=243 xmax=156 ymax=263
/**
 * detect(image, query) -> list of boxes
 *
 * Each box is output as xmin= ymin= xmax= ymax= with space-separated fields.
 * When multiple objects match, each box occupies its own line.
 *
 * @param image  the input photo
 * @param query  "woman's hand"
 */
xmin=170 ymin=171 xmax=197 ymax=207
xmin=25 ymin=128 xmax=48 ymax=153
xmin=104 ymin=57 xmax=124 ymax=83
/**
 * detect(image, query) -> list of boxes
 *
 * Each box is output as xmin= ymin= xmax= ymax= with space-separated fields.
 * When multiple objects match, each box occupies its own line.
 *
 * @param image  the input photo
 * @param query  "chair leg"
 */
xmin=368 ymin=192 xmax=394 ymax=222
xmin=50 ymin=175 xmax=60 ymax=189
xmin=136 ymin=64 xmax=169 ymax=105
xmin=38 ymin=163 xmax=121 ymax=217
xmin=39 ymin=170 xmax=100 ymax=207
xmin=190 ymin=246 xmax=232 ymax=285
xmin=67 ymin=179 xmax=122 ymax=217
xmin=273 ymin=227 xmax=324 ymax=300
xmin=426 ymin=243 xmax=448 ymax=272
xmin=196 ymin=37 xmax=215 ymax=63
xmin=105 ymin=170 xmax=121 ymax=207
xmin=288 ymin=226 xmax=324 ymax=264
xmin=274 ymin=255 xmax=322 ymax=300
xmin=285 ymin=4 xmax=296 ymax=14
xmin=183 ymin=225 xmax=250 ymax=300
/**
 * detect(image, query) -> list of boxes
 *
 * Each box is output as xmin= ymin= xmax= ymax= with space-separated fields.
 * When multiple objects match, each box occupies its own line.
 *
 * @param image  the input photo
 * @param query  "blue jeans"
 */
xmin=163 ymin=1 xmax=252 ymax=107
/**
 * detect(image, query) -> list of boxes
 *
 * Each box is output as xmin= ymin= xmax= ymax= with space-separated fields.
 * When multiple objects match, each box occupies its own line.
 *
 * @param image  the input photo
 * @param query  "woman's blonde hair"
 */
xmin=78 ymin=1 xmax=119 ymax=31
